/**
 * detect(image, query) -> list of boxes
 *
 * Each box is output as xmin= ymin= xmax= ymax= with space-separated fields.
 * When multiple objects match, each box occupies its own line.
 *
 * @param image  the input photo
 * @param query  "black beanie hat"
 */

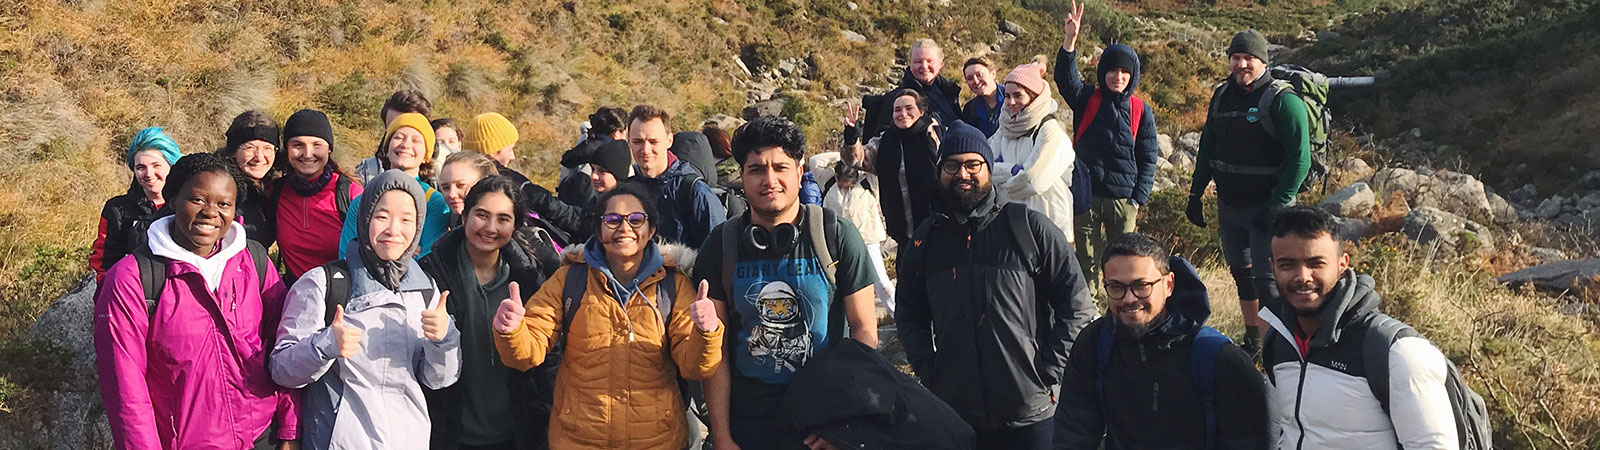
xmin=937 ymin=121 xmax=995 ymax=167
xmin=1227 ymin=30 xmax=1270 ymax=64
xmin=225 ymin=117 xmax=280 ymax=152
xmin=1099 ymin=49 xmax=1138 ymax=75
xmin=589 ymin=140 xmax=633 ymax=178
xmin=282 ymin=109 xmax=336 ymax=150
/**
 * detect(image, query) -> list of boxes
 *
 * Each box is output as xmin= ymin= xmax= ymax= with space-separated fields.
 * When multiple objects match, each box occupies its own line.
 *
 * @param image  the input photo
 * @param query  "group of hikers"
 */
xmin=90 ymin=3 xmax=1485 ymax=449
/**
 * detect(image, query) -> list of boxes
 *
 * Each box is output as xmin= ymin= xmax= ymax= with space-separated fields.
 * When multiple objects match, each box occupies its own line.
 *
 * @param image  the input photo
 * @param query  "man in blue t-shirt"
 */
xmin=694 ymin=116 xmax=879 ymax=450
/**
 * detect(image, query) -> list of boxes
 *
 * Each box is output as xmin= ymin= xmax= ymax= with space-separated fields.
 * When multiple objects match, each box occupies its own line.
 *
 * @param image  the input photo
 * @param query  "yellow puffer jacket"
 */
xmin=494 ymin=243 xmax=723 ymax=450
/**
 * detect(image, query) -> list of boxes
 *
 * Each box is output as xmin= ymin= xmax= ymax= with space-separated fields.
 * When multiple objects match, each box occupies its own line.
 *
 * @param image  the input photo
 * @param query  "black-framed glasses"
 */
xmin=940 ymin=160 xmax=985 ymax=175
xmin=601 ymin=212 xmax=649 ymax=230
xmin=1105 ymin=279 xmax=1160 ymax=300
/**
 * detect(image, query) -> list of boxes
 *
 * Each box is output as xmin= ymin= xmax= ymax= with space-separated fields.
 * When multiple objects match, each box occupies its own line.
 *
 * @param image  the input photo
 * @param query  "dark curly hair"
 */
xmin=463 ymin=175 xmax=529 ymax=227
xmin=162 ymin=153 xmax=248 ymax=207
xmin=1270 ymin=205 xmax=1344 ymax=245
xmin=730 ymin=115 xmax=806 ymax=166
xmin=1101 ymin=232 xmax=1171 ymax=273
xmin=585 ymin=181 xmax=660 ymax=236
xmin=588 ymin=107 xmax=629 ymax=139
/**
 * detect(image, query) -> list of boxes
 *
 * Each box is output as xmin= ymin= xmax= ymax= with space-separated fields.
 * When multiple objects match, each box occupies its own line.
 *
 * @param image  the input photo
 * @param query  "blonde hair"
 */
xmin=909 ymin=38 xmax=943 ymax=59
xmin=442 ymin=151 xmax=499 ymax=180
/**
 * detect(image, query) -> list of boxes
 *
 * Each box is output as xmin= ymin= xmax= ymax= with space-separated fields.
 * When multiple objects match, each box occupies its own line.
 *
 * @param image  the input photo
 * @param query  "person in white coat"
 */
xmin=823 ymin=161 xmax=895 ymax=313
xmin=271 ymin=169 xmax=462 ymax=450
xmin=989 ymin=56 xmax=1077 ymax=241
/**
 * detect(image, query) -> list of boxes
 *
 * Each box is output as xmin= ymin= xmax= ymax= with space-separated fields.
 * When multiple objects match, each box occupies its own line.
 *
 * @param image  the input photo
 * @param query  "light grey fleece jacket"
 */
xmin=270 ymin=252 xmax=462 ymax=450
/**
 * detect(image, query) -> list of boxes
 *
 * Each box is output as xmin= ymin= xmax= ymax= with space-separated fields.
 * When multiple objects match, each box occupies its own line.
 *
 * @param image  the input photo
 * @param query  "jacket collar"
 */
xmin=931 ymin=186 xmax=1000 ymax=229
xmin=429 ymin=227 xmax=535 ymax=282
xmin=580 ymin=237 xmax=666 ymax=303
xmin=899 ymin=70 xmax=960 ymax=97
xmin=146 ymin=216 xmax=247 ymax=293
xmin=1261 ymin=269 xmax=1380 ymax=350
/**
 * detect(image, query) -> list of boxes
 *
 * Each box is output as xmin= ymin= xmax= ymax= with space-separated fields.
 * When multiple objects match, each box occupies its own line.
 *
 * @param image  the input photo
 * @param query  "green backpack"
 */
xmin=1210 ymin=64 xmax=1333 ymax=193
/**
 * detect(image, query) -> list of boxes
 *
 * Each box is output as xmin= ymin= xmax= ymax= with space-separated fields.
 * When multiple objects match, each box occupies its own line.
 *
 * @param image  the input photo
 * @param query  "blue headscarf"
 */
xmin=127 ymin=127 xmax=183 ymax=170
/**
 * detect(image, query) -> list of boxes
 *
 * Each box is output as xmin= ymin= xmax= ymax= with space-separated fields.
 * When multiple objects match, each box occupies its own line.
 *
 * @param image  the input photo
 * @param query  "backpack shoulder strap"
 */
xmin=802 ymin=205 xmax=838 ymax=287
xmin=1207 ymin=80 xmax=1230 ymax=119
xmin=1256 ymin=80 xmax=1293 ymax=140
xmin=720 ymin=215 xmax=746 ymax=299
xmin=677 ymin=173 xmax=704 ymax=213
xmin=335 ymin=175 xmax=354 ymax=219
xmin=1093 ymin=321 xmax=1115 ymax=394
xmin=133 ymin=247 xmax=167 ymax=321
xmin=657 ymin=269 xmax=677 ymax=334
xmin=1073 ymin=90 xmax=1104 ymax=143
xmin=1190 ymin=326 xmax=1233 ymax=450
xmin=1129 ymin=95 xmax=1146 ymax=141
xmin=560 ymin=263 xmax=589 ymax=348
xmin=1004 ymin=203 xmax=1039 ymax=270
xmin=321 ymin=260 xmax=352 ymax=326
xmin=1362 ymin=314 xmax=1417 ymax=413
xmin=245 ymin=240 xmax=270 ymax=286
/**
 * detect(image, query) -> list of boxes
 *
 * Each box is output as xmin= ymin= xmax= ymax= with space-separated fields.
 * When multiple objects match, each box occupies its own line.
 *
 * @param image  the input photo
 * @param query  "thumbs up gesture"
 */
xmin=689 ymin=280 xmax=720 ymax=333
xmin=421 ymin=291 xmax=452 ymax=342
xmin=331 ymin=305 xmax=362 ymax=359
xmin=493 ymin=282 xmax=527 ymax=334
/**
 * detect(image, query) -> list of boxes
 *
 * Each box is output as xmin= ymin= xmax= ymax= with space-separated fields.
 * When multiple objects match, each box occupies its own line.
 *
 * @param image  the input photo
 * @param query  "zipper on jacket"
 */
xmin=1151 ymin=382 xmax=1160 ymax=412
xmin=1293 ymin=355 xmax=1309 ymax=449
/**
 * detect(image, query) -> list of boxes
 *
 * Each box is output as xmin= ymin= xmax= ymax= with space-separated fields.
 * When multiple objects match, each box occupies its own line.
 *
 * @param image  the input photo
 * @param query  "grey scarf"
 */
xmin=356 ymin=169 xmax=428 ymax=291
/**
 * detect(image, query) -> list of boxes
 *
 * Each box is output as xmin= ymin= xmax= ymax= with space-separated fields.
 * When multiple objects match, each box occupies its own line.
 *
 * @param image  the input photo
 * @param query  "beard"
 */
xmin=1116 ymin=310 xmax=1168 ymax=340
xmin=941 ymin=177 xmax=990 ymax=212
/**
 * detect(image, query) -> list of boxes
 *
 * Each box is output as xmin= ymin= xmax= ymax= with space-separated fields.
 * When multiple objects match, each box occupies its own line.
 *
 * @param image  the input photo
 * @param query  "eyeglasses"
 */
xmin=237 ymin=144 xmax=276 ymax=157
xmin=601 ymin=212 xmax=649 ymax=230
xmin=1105 ymin=279 xmax=1160 ymax=300
xmin=940 ymin=160 xmax=986 ymax=175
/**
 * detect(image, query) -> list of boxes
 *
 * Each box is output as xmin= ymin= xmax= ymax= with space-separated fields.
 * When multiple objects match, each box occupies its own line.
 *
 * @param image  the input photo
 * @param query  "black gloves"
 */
xmin=1185 ymin=194 xmax=1206 ymax=228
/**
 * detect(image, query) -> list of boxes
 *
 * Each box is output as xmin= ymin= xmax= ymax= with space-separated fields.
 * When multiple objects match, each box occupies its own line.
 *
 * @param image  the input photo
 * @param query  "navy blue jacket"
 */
xmin=1055 ymin=45 xmax=1160 ymax=205
xmin=632 ymin=158 xmax=726 ymax=249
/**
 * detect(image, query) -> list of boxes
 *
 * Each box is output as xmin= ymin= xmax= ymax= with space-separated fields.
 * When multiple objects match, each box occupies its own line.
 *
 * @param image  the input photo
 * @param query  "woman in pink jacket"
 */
xmin=94 ymin=153 xmax=301 ymax=450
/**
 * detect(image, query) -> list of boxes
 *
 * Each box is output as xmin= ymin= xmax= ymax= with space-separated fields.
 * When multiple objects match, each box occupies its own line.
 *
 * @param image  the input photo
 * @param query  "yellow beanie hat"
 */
xmin=462 ymin=112 xmax=520 ymax=155
xmin=385 ymin=113 xmax=437 ymax=162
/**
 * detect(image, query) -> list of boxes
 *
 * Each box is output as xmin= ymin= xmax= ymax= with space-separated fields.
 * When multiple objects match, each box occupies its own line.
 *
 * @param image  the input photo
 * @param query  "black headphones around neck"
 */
xmin=744 ymin=222 xmax=801 ymax=255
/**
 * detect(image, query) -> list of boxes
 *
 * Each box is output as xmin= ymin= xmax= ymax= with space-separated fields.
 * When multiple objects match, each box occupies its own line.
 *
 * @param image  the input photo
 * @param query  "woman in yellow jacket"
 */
xmin=492 ymin=182 xmax=724 ymax=449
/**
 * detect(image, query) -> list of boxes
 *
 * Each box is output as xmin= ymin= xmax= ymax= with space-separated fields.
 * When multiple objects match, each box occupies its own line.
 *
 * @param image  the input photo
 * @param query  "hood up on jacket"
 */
xmin=1108 ymin=256 xmax=1211 ymax=339
xmin=670 ymin=131 xmax=718 ymax=182
xmin=1096 ymin=44 xmax=1143 ymax=99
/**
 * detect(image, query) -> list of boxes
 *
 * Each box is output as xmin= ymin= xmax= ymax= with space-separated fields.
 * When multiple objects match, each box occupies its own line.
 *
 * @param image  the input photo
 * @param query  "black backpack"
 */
xmin=314 ymin=260 xmax=437 ymax=327
xmin=132 ymin=239 xmax=271 ymax=322
xmin=1363 ymin=314 xmax=1493 ymax=450
xmin=678 ymin=172 xmax=747 ymax=220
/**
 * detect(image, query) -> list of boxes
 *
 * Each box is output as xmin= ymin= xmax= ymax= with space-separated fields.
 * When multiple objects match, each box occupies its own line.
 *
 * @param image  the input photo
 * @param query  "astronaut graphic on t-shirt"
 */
xmin=746 ymin=281 xmax=813 ymax=373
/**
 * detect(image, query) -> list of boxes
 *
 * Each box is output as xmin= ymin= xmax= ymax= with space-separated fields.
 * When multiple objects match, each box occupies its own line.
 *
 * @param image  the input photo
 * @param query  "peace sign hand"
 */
xmin=1062 ymin=0 xmax=1086 ymax=52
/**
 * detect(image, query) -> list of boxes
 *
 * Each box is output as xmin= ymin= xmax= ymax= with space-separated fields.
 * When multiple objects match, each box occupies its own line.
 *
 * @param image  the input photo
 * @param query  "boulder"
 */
xmin=1579 ymin=170 xmax=1600 ymax=190
xmin=1000 ymin=20 xmax=1026 ymax=36
xmin=1487 ymin=192 xmax=1518 ymax=224
xmin=741 ymin=98 xmax=787 ymax=121
xmin=4 ymin=279 xmax=115 ymax=449
xmin=1368 ymin=167 xmax=1430 ymax=201
xmin=777 ymin=60 xmax=798 ymax=77
xmin=1507 ymin=183 xmax=1537 ymax=204
xmin=1332 ymin=216 xmax=1376 ymax=242
xmin=1169 ymin=152 xmax=1194 ymax=172
xmin=1157 ymin=134 xmax=1174 ymax=159
xmin=1425 ymin=170 xmax=1494 ymax=221
xmin=1528 ymin=247 xmax=1570 ymax=265
xmin=846 ymin=1 xmax=859 ymax=11
xmin=1177 ymin=132 xmax=1201 ymax=153
xmin=1319 ymin=181 xmax=1376 ymax=218
xmin=1536 ymin=195 xmax=1565 ymax=220
xmin=1498 ymin=258 xmax=1600 ymax=295
xmin=1402 ymin=206 xmax=1493 ymax=253
xmin=1334 ymin=157 xmax=1374 ymax=180
xmin=840 ymin=30 xmax=867 ymax=43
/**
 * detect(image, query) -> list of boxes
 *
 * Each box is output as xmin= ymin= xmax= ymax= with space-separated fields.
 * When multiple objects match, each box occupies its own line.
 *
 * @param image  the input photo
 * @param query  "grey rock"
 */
xmin=840 ymin=30 xmax=867 ymax=43
xmin=1332 ymin=216 xmax=1375 ymax=241
xmin=1487 ymin=192 xmax=1518 ymax=224
xmin=732 ymin=55 xmax=751 ymax=76
xmin=1157 ymin=158 xmax=1174 ymax=171
xmin=1402 ymin=206 xmax=1493 ymax=252
xmin=1169 ymin=152 xmax=1194 ymax=172
xmin=1498 ymin=258 xmax=1600 ymax=295
xmin=1528 ymin=247 xmax=1570 ymax=265
xmin=1320 ymin=182 xmax=1376 ymax=218
xmin=1268 ymin=44 xmax=1289 ymax=55
xmin=1425 ymin=170 xmax=1493 ymax=222
xmin=1507 ymin=183 xmax=1537 ymax=203
xmin=741 ymin=98 xmax=788 ymax=121
xmin=846 ymin=2 xmax=859 ymax=11
xmin=1001 ymin=20 xmax=1026 ymax=36
xmin=1334 ymin=157 xmax=1373 ymax=180
xmin=1580 ymin=171 xmax=1600 ymax=190
xmin=1318 ymin=31 xmax=1341 ymax=41
xmin=777 ymin=60 xmax=798 ymax=77
xmin=1178 ymin=132 xmax=1201 ymax=153
xmin=1157 ymin=134 xmax=1174 ymax=158
xmin=1536 ymin=196 xmax=1565 ymax=220
xmin=1580 ymin=192 xmax=1600 ymax=210
xmin=8 ymin=279 xmax=115 ymax=450
xmin=1367 ymin=167 xmax=1429 ymax=201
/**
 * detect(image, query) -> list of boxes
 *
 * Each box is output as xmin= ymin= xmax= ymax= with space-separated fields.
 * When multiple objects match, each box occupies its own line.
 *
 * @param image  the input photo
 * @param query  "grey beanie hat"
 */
xmin=1227 ymin=30 xmax=1270 ymax=63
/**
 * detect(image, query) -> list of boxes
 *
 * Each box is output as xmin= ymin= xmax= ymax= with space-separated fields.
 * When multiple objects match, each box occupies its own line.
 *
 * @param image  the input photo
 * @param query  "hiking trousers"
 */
xmin=1217 ymin=200 xmax=1279 ymax=301
xmin=1074 ymin=196 xmax=1139 ymax=297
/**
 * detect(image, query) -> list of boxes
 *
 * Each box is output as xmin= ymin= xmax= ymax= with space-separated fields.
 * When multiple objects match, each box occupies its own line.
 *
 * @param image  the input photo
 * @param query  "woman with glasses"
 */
xmin=219 ymin=110 xmax=285 ymax=247
xmin=491 ymin=181 xmax=724 ymax=449
xmin=988 ymin=56 xmax=1078 ymax=241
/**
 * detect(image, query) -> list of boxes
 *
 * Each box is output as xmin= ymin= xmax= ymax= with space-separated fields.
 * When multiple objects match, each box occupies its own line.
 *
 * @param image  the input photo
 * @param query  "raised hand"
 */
xmin=926 ymin=117 xmax=941 ymax=148
xmin=331 ymin=305 xmax=362 ymax=359
xmin=688 ymin=280 xmax=719 ymax=333
xmin=421 ymin=291 xmax=451 ymax=342
xmin=493 ymin=281 xmax=527 ymax=334
xmin=1062 ymin=0 xmax=1085 ymax=52
xmin=843 ymin=102 xmax=862 ymax=127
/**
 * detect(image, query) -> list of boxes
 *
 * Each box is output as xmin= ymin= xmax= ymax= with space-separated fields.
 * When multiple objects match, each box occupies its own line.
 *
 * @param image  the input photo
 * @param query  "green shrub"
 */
xmin=1140 ymin=188 xmax=1223 ymax=265
xmin=315 ymin=70 xmax=383 ymax=132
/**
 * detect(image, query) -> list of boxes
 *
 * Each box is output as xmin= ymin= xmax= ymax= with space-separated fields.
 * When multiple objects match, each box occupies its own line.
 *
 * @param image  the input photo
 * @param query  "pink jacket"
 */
xmin=94 ymin=227 xmax=299 ymax=450
xmin=276 ymin=173 xmax=363 ymax=278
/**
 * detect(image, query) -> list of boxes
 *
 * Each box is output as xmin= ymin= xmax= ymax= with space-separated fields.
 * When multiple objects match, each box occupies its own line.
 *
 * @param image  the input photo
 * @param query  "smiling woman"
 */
xmin=218 ymin=110 xmax=283 ymax=247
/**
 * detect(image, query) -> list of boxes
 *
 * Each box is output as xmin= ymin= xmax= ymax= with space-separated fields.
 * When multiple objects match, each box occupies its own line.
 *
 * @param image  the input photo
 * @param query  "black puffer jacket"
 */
xmin=1055 ymin=45 xmax=1160 ymax=204
xmin=420 ymin=227 xmax=560 ymax=450
xmin=873 ymin=114 xmax=940 ymax=245
xmin=895 ymin=190 xmax=1097 ymax=431
xmin=89 ymin=184 xmax=164 ymax=280
xmin=781 ymin=339 xmax=976 ymax=450
xmin=1053 ymin=256 xmax=1268 ymax=450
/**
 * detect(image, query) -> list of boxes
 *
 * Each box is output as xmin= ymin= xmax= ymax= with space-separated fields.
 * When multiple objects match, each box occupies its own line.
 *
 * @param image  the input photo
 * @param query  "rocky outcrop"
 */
xmin=1 ymin=279 xmax=114 ymax=450
xmin=1498 ymin=258 xmax=1600 ymax=296
xmin=1319 ymin=181 xmax=1376 ymax=218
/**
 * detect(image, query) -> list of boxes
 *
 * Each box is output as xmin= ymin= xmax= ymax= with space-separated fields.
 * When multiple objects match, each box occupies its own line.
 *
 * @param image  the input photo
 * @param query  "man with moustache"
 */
xmin=1052 ymin=232 xmax=1268 ymax=450
xmin=1187 ymin=30 xmax=1312 ymax=354
xmin=895 ymin=121 xmax=1095 ymax=450
xmin=1259 ymin=206 xmax=1456 ymax=449
xmin=694 ymin=116 xmax=880 ymax=450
